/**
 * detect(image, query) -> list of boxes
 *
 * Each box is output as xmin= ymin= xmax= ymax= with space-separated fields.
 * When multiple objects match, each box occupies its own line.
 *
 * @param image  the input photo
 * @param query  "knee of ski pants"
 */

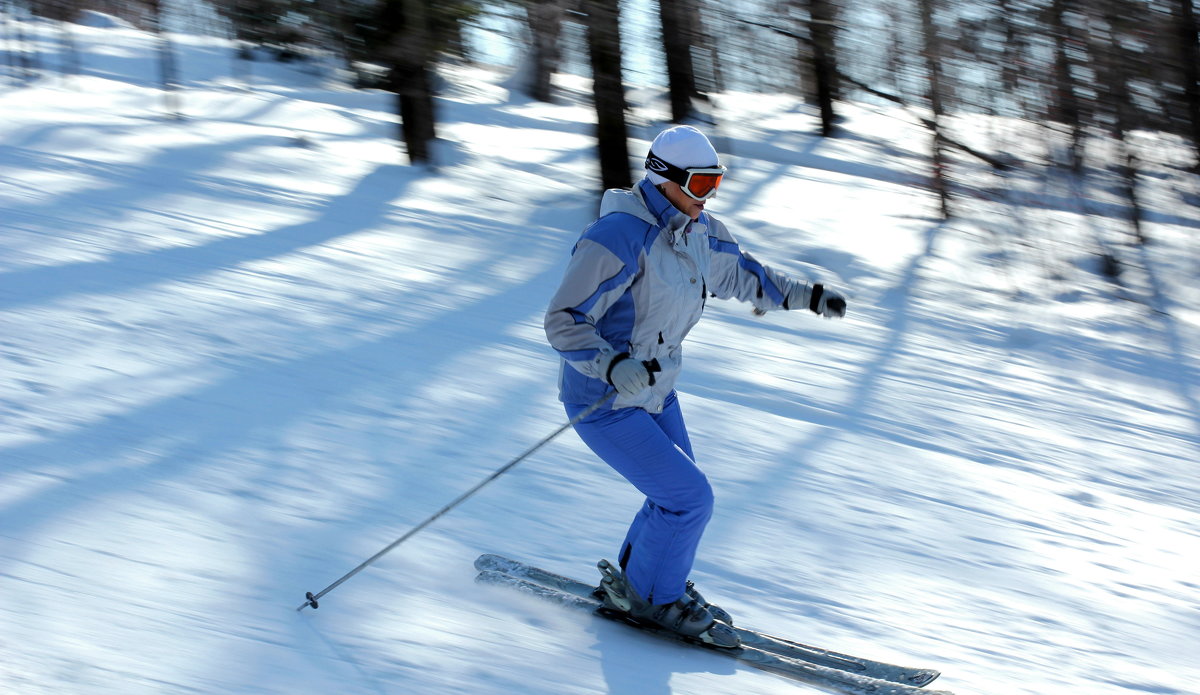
xmin=658 ymin=468 xmax=714 ymax=523
xmin=568 ymin=404 xmax=714 ymax=520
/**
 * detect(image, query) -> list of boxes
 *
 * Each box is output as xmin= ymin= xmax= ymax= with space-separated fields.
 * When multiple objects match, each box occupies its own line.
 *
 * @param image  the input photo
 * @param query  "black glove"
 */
xmin=809 ymin=283 xmax=847 ymax=318
xmin=787 ymin=282 xmax=846 ymax=318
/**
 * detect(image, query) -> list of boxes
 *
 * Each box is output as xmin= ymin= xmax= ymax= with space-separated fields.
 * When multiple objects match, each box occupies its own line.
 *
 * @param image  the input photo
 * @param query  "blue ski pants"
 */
xmin=566 ymin=392 xmax=713 ymax=605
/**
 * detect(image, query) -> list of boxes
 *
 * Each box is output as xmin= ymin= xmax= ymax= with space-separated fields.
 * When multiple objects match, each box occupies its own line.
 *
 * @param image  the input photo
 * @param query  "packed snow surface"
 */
xmin=1 ymin=16 xmax=1198 ymax=695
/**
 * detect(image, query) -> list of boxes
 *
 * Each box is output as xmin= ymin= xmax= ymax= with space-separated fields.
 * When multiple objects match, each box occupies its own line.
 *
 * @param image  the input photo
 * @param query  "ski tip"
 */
xmin=474 ymin=553 xmax=514 ymax=572
xmin=908 ymin=669 xmax=941 ymax=687
xmin=475 ymin=569 xmax=512 ymax=587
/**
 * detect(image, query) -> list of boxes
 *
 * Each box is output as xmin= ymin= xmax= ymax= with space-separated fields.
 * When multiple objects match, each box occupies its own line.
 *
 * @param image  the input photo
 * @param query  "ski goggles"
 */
xmin=646 ymin=151 xmax=726 ymax=201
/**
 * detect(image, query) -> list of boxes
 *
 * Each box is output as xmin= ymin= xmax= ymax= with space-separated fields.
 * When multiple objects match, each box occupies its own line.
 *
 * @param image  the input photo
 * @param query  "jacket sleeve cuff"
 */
xmin=568 ymin=346 xmax=620 ymax=382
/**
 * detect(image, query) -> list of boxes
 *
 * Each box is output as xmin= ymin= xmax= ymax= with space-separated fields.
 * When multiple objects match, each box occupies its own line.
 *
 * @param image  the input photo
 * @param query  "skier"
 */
xmin=544 ymin=125 xmax=846 ymax=648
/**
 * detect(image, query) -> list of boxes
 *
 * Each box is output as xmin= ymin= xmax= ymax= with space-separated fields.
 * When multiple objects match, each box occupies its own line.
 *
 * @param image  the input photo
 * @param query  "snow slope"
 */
xmin=1 ymin=17 xmax=1198 ymax=695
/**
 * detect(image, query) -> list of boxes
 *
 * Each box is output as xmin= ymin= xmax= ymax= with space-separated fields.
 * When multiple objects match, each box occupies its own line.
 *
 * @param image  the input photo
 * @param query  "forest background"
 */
xmin=10 ymin=0 xmax=1200 ymax=227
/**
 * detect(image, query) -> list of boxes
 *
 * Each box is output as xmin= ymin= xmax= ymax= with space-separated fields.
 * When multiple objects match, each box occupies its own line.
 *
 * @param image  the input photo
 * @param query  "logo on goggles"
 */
xmin=646 ymin=156 xmax=671 ymax=173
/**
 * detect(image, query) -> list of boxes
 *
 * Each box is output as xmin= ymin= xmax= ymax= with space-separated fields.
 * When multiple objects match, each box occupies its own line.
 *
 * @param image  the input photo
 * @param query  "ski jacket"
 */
xmin=545 ymin=178 xmax=804 ymax=413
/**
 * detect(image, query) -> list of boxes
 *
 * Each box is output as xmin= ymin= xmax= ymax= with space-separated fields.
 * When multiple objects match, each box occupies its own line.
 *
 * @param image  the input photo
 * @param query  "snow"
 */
xmin=2 ymin=15 xmax=1199 ymax=695
xmin=76 ymin=11 xmax=136 ymax=30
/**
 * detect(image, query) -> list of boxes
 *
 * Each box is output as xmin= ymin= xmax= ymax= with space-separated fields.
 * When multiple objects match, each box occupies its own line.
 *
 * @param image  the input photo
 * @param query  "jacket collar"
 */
xmin=637 ymin=178 xmax=689 ymax=232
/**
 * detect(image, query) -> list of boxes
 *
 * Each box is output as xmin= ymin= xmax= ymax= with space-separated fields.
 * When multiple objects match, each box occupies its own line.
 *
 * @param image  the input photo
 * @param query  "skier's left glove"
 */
xmin=786 ymin=282 xmax=846 ymax=318
xmin=606 ymin=353 xmax=654 ymax=397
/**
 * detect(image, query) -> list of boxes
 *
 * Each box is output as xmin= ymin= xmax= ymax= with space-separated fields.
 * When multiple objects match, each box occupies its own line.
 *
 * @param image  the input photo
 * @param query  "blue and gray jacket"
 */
xmin=545 ymin=178 xmax=812 ymax=413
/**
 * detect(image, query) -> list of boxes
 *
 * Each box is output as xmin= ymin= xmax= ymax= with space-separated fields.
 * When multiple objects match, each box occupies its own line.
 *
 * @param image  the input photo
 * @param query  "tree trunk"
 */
xmin=583 ymin=0 xmax=632 ymax=191
xmin=12 ymin=4 xmax=37 ymax=82
xmin=388 ymin=0 xmax=437 ymax=165
xmin=1050 ymin=0 xmax=1084 ymax=171
xmin=1175 ymin=0 xmax=1200 ymax=170
xmin=148 ymin=0 xmax=181 ymax=119
xmin=658 ymin=0 xmax=701 ymax=123
xmin=59 ymin=19 xmax=80 ymax=79
xmin=392 ymin=64 xmax=437 ymax=164
xmin=1099 ymin=6 xmax=1146 ymax=244
xmin=995 ymin=0 xmax=1022 ymax=115
xmin=526 ymin=0 xmax=568 ymax=103
xmin=916 ymin=0 xmax=950 ymax=219
xmin=806 ymin=0 xmax=839 ymax=136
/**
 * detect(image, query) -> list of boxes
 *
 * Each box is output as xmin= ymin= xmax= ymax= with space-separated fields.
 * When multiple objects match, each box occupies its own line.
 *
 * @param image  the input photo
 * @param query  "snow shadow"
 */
xmin=0 ymin=156 xmax=412 ymax=308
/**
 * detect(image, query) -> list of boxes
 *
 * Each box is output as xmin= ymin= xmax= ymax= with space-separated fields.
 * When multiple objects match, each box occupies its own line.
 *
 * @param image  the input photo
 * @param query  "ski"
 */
xmin=474 ymin=554 xmax=949 ymax=695
xmin=474 ymin=569 xmax=952 ymax=695
xmin=475 ymin=553 xmax=939 ymax=687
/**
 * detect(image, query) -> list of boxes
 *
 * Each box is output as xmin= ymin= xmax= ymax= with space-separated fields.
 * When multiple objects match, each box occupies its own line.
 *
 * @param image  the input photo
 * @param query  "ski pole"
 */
xmin=296 ymin=382 xmax=635 ymax=611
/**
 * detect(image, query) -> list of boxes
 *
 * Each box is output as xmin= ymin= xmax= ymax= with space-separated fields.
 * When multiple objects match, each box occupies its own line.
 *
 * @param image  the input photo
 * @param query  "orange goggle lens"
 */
xmin=684 ymin=170 xmax=724 ymax=201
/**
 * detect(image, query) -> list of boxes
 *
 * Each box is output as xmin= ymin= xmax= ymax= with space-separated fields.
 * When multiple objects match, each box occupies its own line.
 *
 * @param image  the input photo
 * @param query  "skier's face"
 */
xmin=659 ymin=181 xmax=708 ymax=220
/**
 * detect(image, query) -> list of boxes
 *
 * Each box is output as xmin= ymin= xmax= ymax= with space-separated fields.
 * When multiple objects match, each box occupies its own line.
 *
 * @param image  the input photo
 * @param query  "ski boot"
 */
xmin=685 ymin=580 xmax=733 ymax=625
xmin=596 ymin=559 xmax=740 ymax=649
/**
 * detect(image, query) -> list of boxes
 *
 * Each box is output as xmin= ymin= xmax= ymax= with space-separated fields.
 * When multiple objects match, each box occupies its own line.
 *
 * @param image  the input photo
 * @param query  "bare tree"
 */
xmin=993 ymin=0 xmax=1029 ymax=117
xmin=59 ymin=13 xmax=80 ymax=78
xmin=523 ymin=0 xmax=570 ymax=102
xmin=582 ymin=0 xmax=631 ymax=191
xmin=1093 ymin=2 xmax=1147 ymax=243
xmin=658 ymin=0 xmax=702 ymax=123
xmin=804 ymin=0 xmax=839 ymax=136
xmin=1174 ymin=0 xmax=1200 ymax=170
xmin=916 ymin=0 xmax=950 ymax=219
xmin=6 ymin=0 xmax=39 ymax=83
xmin=1049 ymin=0 xmax=1085 ymax=171
xmin=385 ymin=0 xmax=437 ymax=164
xmin=147 ymin=0 xmax=181 ymax=118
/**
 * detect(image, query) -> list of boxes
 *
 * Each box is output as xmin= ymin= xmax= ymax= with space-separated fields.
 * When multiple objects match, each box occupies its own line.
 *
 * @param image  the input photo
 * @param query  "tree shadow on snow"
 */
xmin=0 ymin=153 xmax=414 ymax=309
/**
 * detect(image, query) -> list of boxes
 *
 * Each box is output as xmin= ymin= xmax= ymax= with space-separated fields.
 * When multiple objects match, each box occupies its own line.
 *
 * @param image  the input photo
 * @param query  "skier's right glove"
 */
xmin=606 ymin=353 xmax=654 ymax=397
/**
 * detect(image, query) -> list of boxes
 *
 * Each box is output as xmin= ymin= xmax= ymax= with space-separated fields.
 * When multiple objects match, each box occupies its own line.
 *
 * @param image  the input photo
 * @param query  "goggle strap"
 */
xmin=645 ymin=150 xmax=723 ymax=186
xmin=645 ymin=151 xmax=690 ymax=186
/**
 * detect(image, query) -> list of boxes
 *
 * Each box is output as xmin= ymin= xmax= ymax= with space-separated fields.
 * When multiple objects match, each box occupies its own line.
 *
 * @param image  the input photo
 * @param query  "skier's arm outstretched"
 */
xmin=703 ymin=217 xmax=847 ymax=318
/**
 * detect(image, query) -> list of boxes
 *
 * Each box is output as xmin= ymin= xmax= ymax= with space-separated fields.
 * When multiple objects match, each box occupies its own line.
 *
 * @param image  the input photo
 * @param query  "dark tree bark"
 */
xmin=582 ymin=0 xmax=632 ymax=191
xmin=806 ymin=0 xmax=839 ymax=136
xmin=1097 ymin=5 xmax=1146 ymax=243
xmin=386 ymin=0 xmax=437 ymax=164
xmin=658 ymin=0 xmax=701 ymax=123
xmin=995 ymin=0 xmax=1023 ymax=114
xmin=390 ymin=63 xmax=437 ymax=164
xmin=1050 ymin=0 xmax=1085 ymax=171
xmin=916 ymin=0 xmax=950 ymax=219
xmin=1175 ymin=0 xmax=1200 ymax=170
